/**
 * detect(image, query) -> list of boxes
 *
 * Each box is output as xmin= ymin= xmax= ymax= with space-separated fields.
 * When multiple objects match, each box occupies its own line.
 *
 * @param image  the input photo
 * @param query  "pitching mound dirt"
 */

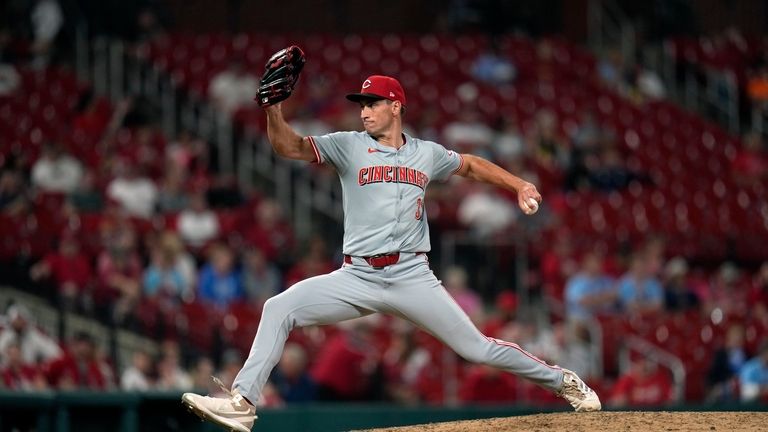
xmin=358 ymin=411 xmax=767 ymax=432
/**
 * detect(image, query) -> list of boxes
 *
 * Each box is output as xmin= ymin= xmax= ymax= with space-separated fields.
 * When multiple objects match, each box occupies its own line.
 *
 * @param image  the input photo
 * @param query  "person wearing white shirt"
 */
xmin=208 ymin=60 xmax=259 ymax=115
xmin=106 ymin=164 xmax=158 ymax=219
xmin=177 ymin=193 xmax=219 ymax=248
xmin=0 ymin=305 xmax=62 ymax=364
xmin=31 ymin=144 xmax=83 ymax=193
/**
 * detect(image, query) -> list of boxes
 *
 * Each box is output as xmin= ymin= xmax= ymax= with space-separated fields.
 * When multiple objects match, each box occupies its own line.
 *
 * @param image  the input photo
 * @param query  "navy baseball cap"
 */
xmin=346 ymin=75 xmax=407 ymax=107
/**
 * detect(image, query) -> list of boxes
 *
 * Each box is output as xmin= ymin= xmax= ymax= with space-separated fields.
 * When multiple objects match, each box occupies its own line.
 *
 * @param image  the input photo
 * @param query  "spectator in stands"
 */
xmin=704 ymin=262 xmax=747 ymax=318
xmin=609 ymin=357 xmax=674 ymax=407
xmin=47 ymin=332 xmax=113 ymax=390
xmin=156 ymin=165 xmax=189 ymax=214
xmin=312 ymin=316 xmax=380 ymax=401
xmin=121 ymin=349 xmax=154 ymax=391
xmin=244 ymin=199 xmax=295 ymax=264
xmin=191 ymin=356 xmax=218 ymax=394
xmin=739 ymin=340 xmax=768 ymax=403
xmin=588 ymin=147 xmax=637 ymax=192
xmin=443 ymin=266 xmax=483 ymax=324
xmin=731 ymin=132 xmax=767 ymax=186
xmin=208 ymin=59 xmax=259 ymax=116
xmin=106 ymin=163 xmax=158 ymax=219
xmin=269 ymin=343 xmax=316 ymax=403
xmin=558 ymin=322 xmax=598 ymax=381
xmin=0 ymin=57 xmax=19 ymax=97
xmin=707 ymin=323 xmax=748 ymax=402
xmin=197 ymin=243 xmax=243 ymax=309
xmin=290 ymin=108 xmax=335 ymax=138
xmin=72 ymin=91 xmax=112 ymax=141
xmin=156 ymin=351 xmax=193 ymax=391
xmin=381 ymin=323 xmax=428 ymax=404
xmin=661 ymin=257 xmax=699 ymax=312
xmin=566 ymin=110 xmax=604 ymax=190
xmin=471 ymin=41 xmax=516 ymax=87
xmin=166 ymin=129 xmax=208 ymax=175
xmin=31 ymin=143 xmax=84 ymax=194
xmin=625 ymin=65 xmax=666 ymax=103
xmin=0 ymin=304 xmax=61 ymax=364
xmin=284 ymin=236 xmax=337 ymax=288
xmin=0 ymin=168 xmax=27 ymax=211
xmin=483 ymin=291 xmax=518 ymax=338
xmin=29 ymin=0 xmax=63 ymax=67
xmin=29 ymin=231 xmax=93 ymax=311
xmin=490 ymin=117 xmax=524 ymax=166
xmin=748 ymin=262 xmax=768 ymax=321
xmin=534 ymin=39 xmax=557 ymax=82
xmin=158 ymin=230 xmax=196 ymax=297
xmin=528 ymin=109 xmax=570 ymax=178
xmin=1 ymin=340 xmax=48 ymax=390
xmin=565 ymin=251 xmax=617 ymax=323
xmin=178 ymin=192 xmax=220 ymax=249
xmin=241 ymin=247 xmax=282 ymax=305
xmin=442 ymin=108 xmax=495 ymax=155
xmin=460 ymin=364 xmax=518 ymax=404
xmin=68 ymin=169 xmax=104 ymax=213
xmin=617 ymin=253 xmax=664 ymax=315
xmin=457 ymin=183 xmax=517 ymax=239
xmin=143 ymin=241 xmax=190 ymax=304
xmin=597 ymin=48 xmax=627 ymax=92
xmin=95 ymin=226 xmax=142 ymax=325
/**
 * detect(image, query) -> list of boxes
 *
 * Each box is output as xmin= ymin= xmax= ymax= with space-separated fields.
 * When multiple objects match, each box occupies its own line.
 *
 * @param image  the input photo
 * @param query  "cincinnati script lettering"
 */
xmin=358 ymin=166 xmax=429 ymax=189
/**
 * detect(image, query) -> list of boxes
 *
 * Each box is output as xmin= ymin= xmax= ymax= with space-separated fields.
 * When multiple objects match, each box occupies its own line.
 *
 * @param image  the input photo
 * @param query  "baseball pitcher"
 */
xmin=182 ymin=46 xmax=601 ymax=432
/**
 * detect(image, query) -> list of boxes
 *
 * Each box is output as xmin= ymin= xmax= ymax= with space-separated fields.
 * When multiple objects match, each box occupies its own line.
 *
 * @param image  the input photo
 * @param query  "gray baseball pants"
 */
xmin=233 ymin=252 xmax=564 ymax=402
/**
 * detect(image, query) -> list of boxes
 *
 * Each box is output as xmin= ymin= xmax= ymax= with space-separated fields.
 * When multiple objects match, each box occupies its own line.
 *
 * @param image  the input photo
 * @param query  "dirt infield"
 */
xmin=358 ymin=411 xmax=768 ymax=432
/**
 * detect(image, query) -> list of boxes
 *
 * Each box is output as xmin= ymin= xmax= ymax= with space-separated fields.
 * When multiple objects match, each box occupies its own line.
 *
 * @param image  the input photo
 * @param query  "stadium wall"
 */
xmin=1 ymin=391 xmax=766 ymax=432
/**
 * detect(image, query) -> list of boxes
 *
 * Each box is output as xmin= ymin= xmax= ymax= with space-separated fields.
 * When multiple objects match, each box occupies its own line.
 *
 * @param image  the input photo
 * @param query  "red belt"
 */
xmin=344 ymin=252 xmax=423 ymax=268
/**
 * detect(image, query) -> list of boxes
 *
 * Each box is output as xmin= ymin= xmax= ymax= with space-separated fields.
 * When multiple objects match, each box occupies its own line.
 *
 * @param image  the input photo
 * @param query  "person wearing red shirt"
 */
xmin=94 ymin=226 xmax=142 ymax=324
xmin=29 ymin=232 xmax=93 ymax=311
xmin=609 ymin=357 xmax=673 ymax=407
xmin=284 ymin=236 xmax=335 ymax=287
xmin=243 ymin=199 xmax=295 ymax=264
xmin=45 ymin=332 xmax=113 ymax=391
xmin=731 ymin=132 xmax=767 ymax=186
xmin=310 ymin=318 xmax=379 ymax=401
xmin=460 ymin=364 xmax=518 ymax=404
xmin=1 ymin=341 xmax=49 ymax=391
xmin=482 ymin=291 xmax=519 ymax=340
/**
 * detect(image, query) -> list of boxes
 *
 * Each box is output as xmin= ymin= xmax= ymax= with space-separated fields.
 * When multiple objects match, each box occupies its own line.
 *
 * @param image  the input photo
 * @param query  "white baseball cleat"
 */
xmin=182 ymin=377 xmax=257 ymax=432
xmin=557 ymin=368 xmax=602 ymax=412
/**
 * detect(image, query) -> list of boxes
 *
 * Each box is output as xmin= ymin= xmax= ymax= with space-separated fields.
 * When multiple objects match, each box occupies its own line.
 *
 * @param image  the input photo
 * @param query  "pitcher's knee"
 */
xmin=262 ymin=295 xmax=293 ymax=325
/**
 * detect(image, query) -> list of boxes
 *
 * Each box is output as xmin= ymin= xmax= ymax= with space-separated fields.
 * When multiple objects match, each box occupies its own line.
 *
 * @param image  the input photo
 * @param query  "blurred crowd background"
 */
xmin=0 ymin=0 xmax=767 ymax=413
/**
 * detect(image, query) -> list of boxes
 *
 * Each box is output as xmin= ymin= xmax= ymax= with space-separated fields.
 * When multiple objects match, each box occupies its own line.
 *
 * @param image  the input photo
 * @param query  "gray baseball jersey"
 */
xmin=232 ymin=130 xmax=567 ymax=407
xmin=307 ymin=131 xmax=463 ymax=256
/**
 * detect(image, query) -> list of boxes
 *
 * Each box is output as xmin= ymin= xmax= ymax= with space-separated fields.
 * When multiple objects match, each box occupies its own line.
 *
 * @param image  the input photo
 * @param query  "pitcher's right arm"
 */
xmin=264 ymin=104 xmax=317 ymax=162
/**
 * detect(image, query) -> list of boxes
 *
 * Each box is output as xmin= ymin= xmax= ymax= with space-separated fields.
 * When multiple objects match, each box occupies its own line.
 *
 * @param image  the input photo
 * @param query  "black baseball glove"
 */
xmin=256 ymin=45 xmax=306 ymax=107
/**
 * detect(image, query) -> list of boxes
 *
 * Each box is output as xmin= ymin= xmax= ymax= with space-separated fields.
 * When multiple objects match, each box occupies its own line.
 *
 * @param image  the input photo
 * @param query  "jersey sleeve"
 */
xmin=308 ymin=132 xmax=352 ymax=173
xmin=429 ymin=141 xmax=464 ymax=182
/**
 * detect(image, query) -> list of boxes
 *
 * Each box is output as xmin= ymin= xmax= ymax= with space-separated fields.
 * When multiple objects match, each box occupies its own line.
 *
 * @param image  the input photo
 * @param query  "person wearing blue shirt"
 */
xmin=565 ymin=252 xmax=616 ymax=322
xmin=197 ymin=243 xmax=244 ymax=309
xmin=617 ymin=253 xmax=663 ymax=314
xmin=739 ymin=341 xmax=768 ymax=403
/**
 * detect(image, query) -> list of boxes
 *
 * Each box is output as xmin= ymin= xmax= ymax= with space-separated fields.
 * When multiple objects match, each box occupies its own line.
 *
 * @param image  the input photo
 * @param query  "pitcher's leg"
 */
xmin=385 ymin=260 xmax=563 ymax=391
xmin=233 ymin=270 xmax=376 ymax=403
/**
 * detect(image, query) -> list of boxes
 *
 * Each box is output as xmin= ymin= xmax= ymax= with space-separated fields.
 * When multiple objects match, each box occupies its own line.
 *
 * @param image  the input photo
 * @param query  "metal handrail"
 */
xmin=620 ymin=335 xmax=687 ymax=403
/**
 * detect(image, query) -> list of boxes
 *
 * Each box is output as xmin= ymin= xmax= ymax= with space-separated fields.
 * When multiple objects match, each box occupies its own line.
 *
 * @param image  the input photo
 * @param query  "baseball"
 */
xmin=526 ymin=197 xmax=539 ymax=214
